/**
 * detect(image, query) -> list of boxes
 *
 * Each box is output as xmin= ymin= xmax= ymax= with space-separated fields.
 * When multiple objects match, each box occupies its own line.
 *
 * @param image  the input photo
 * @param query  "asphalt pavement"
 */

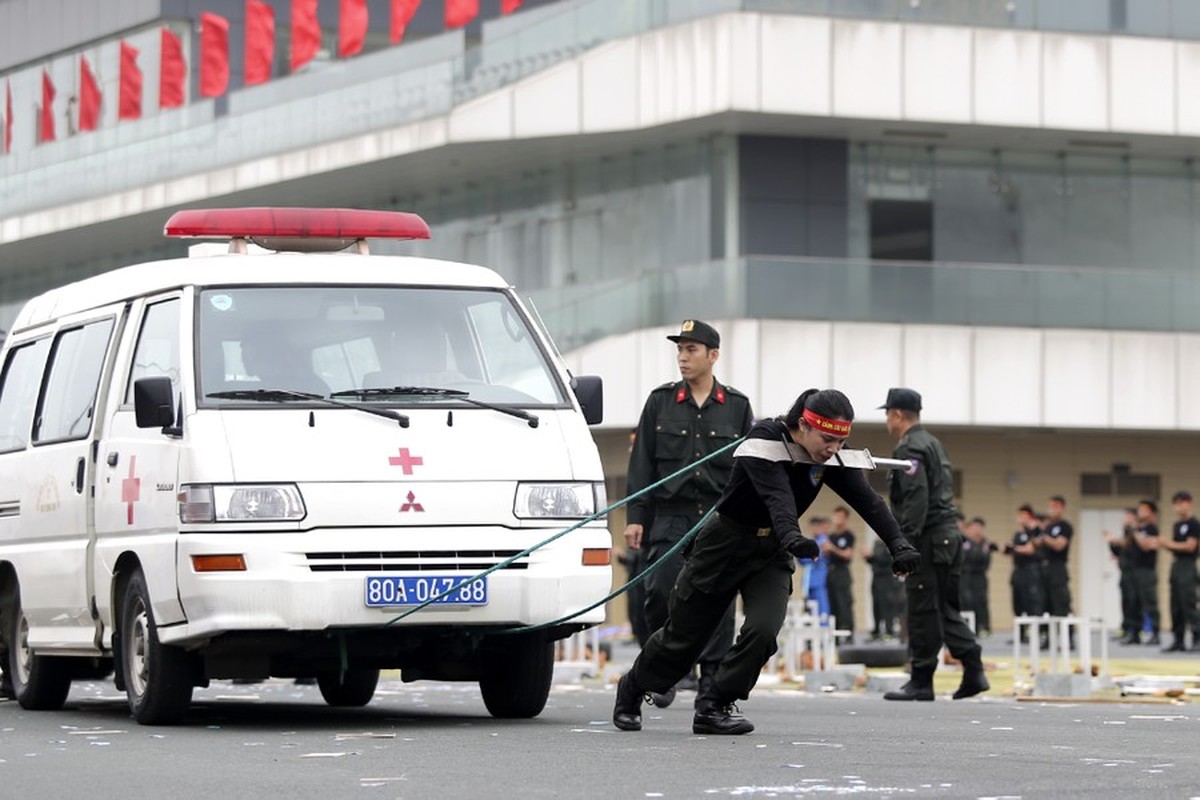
xmin=0 ymin=629 xmax=1195 ymax=799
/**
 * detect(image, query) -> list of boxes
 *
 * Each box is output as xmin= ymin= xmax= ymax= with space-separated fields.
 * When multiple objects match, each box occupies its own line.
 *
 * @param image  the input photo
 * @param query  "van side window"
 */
xmin=34 ymin=319 xmax=115 ymax=444
xmin=0 ymin=338 xmax=51 ymax=453
xmin=126 ymin=299 xmax=181 ymax=404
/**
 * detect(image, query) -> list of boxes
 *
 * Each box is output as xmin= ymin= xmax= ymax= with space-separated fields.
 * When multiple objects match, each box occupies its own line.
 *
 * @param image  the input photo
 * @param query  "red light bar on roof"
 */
xmin=163 ymin=207 xmax=431 ymax=241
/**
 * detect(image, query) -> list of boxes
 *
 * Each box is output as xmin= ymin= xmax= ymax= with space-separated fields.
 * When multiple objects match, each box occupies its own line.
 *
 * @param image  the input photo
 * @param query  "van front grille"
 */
xmin=304 ymin=549 xmax=530 ymax=573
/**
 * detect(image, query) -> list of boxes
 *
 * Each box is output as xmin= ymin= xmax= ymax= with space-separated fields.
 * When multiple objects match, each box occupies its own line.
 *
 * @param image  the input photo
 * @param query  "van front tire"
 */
xmin=120 ymin=570 xmax=193 ymax=725
xmin=479 ymin=634 xmax=553 ymax=719
xmin=6 ymin=598 xmax=72 ymax=710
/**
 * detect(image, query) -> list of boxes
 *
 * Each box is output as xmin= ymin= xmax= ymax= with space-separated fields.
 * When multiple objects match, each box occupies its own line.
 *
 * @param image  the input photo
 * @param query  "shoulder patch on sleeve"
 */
xmin=904 ymin=459 xmax=920 ymax=477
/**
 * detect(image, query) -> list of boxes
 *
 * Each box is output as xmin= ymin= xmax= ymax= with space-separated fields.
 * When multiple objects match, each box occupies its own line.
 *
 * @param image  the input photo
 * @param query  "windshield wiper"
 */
xmin=207 ymin=389 xmax=409 ymax=427
xmin=332 ymin=386 xmax=539 ymax=428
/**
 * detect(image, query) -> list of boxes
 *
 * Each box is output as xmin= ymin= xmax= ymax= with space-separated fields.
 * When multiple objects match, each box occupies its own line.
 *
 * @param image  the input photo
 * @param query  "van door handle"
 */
xmin=74 ymin=457 xmax=85 ymax=494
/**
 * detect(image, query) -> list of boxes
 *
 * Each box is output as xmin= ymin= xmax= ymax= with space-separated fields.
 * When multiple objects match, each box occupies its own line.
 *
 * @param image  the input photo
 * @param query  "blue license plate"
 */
xmin=364 ymin=575 xmax=488 ymax=607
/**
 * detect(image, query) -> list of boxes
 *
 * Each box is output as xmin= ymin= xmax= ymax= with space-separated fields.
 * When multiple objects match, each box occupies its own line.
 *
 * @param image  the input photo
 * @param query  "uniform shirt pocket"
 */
xmin=653 ymin=424 xmax=690 ymax=462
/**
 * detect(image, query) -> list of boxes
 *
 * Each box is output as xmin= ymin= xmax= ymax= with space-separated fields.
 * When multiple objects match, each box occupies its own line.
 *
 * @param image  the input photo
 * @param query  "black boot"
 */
xmin=952 ymin=648 xmax=990 ymax=700
xmin=647 ymin=685 xmax=677 ymax=708
xmin=613 ymin=673 xmax=645 ymax=732
xmin=1162 ymin=638 xmax=1185 ymax=653
xmin=692 ymin=695 xmax=754 ymax=735
xmin=1146 ymin=631 xmax=1161 ymax=646
xmin=883 ymin=667 xmax=935 ymax=701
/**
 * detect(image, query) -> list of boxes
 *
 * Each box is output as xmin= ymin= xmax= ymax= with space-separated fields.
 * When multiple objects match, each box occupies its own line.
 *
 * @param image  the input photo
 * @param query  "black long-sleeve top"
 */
xmin=713 ymin=418 xmax=906 ymax=551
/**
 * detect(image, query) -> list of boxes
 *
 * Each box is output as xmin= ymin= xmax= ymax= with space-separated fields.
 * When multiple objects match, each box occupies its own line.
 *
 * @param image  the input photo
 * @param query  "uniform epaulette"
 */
xmin=722 ymin=384 xmax=748 ymax=399
xmin=651 ymin=381 xmax=678 ymax=393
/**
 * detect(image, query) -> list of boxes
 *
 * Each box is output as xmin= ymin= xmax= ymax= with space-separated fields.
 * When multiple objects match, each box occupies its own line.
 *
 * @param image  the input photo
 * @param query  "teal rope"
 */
xmin=496 ymin=505 xmax=716 ymax=635
xmin=378 ymin=436 xmax=746 ymax=627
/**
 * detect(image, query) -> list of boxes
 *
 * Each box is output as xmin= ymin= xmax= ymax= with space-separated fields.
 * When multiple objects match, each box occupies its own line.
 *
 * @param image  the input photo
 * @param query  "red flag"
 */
xmin=391 ymin=0 xmax=420 ymax=43
xmin=339 ymin=0 xmax=368 ymax=57
xmin=501 ymin=0 xmax=522 ymax=13
xmin=79 ymin=55 xmax=101 ymax=132
xmin=200 ymin=12 xmax=230 ymax=97
xmin=119 ymin=41 xmax=143 ymax=120
xmin=445 ymin=0 xmax=477 ymax=29
xmin=245 ymin=0 xmax=276 ymax=86
xmin=4 ymin=80 xmax=12 ymax=154
xmin=291 ymin=0 xmax=321 ymax=72
xmin=39 ymin=70 xmax=56 ymax=143
xmin=160 ymin=27 xmax=186 ymax=109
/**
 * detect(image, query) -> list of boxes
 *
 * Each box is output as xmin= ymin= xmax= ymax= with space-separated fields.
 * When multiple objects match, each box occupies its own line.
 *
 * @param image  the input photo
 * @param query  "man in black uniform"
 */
xmin=879 ymin=388 xmax=989 ymax=702
xmin=1005 ymin=504 xmax=1044 ymax=643
xmin=825 ymin=506 xmax=856 ymax=643
xmin=1161 ymin=491 xmax=1199 ymax=652
xmin=1131 ymin=499 xmax=1162 ymax=645
xmin=624 ymin=320 xmax=754 ymax=707
xmin=864 ymin=538 xmax=903 ymax=639
xmin=959 ymin=516 xmax=996 ymax=637
xmin=613 ymin=389 xmax=920 ymax=734
xmin=1041 ymin=496 xmax=1074 ymax=637
xmin=1104 ymin=509 xmax=1141 ymax=644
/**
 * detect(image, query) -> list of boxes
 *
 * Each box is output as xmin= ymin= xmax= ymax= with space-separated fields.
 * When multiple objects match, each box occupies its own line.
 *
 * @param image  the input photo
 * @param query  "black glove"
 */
xmin=780 ymin=531 xmax=820 ymax=561
xmin=889 ymin=542 xmax=921 ymax=577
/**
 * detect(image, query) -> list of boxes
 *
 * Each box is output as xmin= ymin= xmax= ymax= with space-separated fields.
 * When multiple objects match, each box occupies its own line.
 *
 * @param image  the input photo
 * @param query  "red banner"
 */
xmin=391 ymin=0 xmax=421 ymax=43
xmin=39 ymin=70 xmax=56 ymax=142
xmin=200 ymin=12 xmax=230 ymax=97
xmin=339 ymin=0 xmax=368 ymax=57
xmin=79 ymin=55 xmax=101 ymax=132
xmin=445 ymin=0 xmax=478 ymax=29
xmin=291 ymin=0 xmax=321 ymax=72
xmin=245 ymin=0 xmax=276 ymax=86
xmin=160 ymin=27 xmax=186 ymax=109
xmin=119 ymin=42 xmax=143 ymax=120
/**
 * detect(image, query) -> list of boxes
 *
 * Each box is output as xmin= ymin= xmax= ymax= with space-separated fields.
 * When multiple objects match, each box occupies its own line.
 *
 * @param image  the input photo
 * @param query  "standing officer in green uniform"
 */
xmin=1160 ymin=491 xmax=1198 ymax=652
xmin=613 ymin=389 xmax=920 ymax=735
xmin=880 ymin=388 xmax=989 ymax=702
xmin=624 ymin=320 xmax=754 ymax=708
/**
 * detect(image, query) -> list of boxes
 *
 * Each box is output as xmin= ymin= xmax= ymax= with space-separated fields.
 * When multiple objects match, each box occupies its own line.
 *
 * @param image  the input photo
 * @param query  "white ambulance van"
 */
xmin=0 ymin=208 xmax=610 ymax=724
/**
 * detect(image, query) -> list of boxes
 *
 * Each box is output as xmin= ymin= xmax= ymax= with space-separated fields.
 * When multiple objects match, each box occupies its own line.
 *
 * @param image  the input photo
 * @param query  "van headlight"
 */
xmin=514 ymin=482 xmax=606 ymax=519
xmin=179 ymin=484 xmax=306 ymax=523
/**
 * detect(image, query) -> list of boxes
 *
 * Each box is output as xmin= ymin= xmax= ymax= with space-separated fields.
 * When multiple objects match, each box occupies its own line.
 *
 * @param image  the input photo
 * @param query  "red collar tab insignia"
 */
xmin=715 ymin=386 xmax=726 ymax=404
xmin=675 ymin=386 xmax=687 ymax=403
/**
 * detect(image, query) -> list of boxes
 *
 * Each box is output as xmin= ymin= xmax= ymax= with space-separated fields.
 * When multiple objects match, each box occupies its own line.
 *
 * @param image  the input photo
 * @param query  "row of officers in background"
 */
xmin=813 ymin=491 xmax=1200 ymax=655
xmin=1103 ymin=493 xmax=1200 ymax=652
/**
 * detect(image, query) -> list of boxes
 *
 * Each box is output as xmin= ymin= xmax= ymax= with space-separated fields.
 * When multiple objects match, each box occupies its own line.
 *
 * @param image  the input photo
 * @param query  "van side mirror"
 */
xmin=570 ymin=375 xmax=603 ymax=425
xmin=134 ymin=377 xmax=178 ymax=433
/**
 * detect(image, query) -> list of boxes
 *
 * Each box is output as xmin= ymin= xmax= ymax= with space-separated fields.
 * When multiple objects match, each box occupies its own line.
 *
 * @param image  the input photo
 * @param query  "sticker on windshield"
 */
xmin=209 ymin=294 xmax=234 ymax=312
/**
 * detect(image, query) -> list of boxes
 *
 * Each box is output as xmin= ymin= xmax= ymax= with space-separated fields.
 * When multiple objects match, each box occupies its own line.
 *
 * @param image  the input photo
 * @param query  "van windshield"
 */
xmin=196 ymin=286 xmax=568 ymax=406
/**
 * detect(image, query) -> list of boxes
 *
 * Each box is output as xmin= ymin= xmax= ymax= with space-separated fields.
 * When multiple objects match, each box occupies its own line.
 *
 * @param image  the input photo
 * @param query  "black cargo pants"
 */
xmin=905 ymin=522 xmax=979 ymax=673
xmin=631 ymin=514 xmax=793 ymax=702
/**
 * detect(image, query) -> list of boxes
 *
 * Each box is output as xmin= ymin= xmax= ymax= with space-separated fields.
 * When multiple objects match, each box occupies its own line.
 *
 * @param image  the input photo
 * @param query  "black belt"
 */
xmin=655 ymin=502 xmax=710 ymax=517
xmin=718 ymin=513 xmax=772 ymax=537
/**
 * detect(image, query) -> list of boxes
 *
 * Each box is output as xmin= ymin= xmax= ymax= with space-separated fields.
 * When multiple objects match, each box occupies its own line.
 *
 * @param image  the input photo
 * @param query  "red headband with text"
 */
xmin=802 ymin=409 xmax=852 ymax=436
